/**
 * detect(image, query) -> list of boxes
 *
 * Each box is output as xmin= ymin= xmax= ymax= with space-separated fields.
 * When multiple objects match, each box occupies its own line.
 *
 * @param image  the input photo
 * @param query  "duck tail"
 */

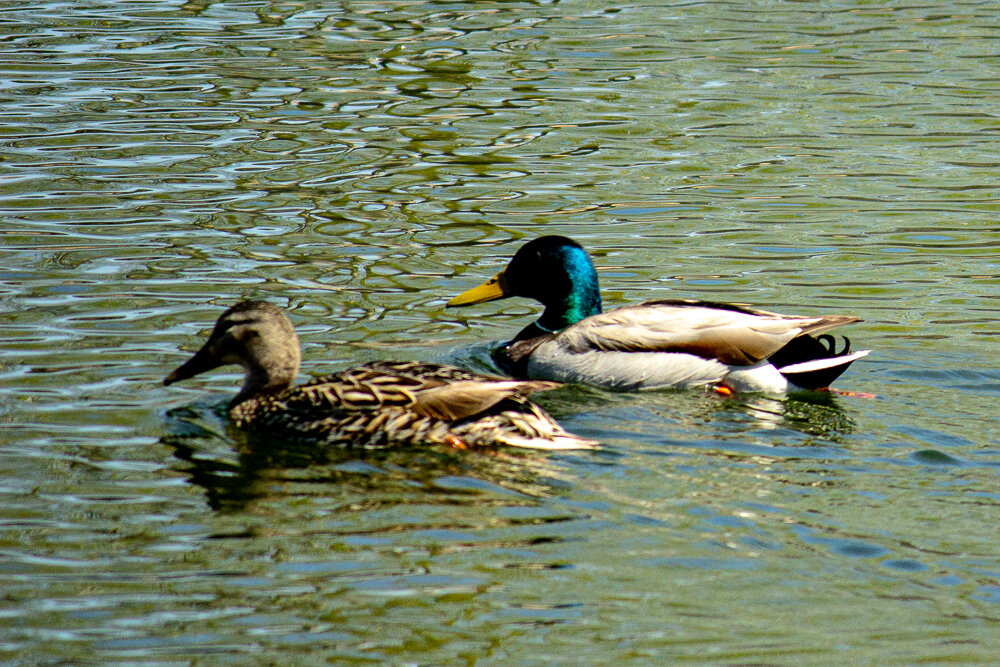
xmin=771 ymin=334 xmax=870 ymax=390
xmin=491 ymin=402 xmax=600 ymax=450
xmin=496 ymin=432 xmax=599 ymax=450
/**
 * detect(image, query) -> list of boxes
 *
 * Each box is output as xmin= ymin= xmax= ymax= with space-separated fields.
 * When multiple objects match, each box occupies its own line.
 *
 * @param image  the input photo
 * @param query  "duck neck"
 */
xmin=230 ymin=359 xmax=296 ymax=409
xmin=513 ymin=277 xmax=602 ymax=342
xmin=541 ymin=291 xmax=602 ymax=330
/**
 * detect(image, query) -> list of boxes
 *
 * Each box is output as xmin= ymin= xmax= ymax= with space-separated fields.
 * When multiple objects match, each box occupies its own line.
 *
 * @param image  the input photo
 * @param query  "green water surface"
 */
xmin=1 ymin=0 xmax=999 ymax=662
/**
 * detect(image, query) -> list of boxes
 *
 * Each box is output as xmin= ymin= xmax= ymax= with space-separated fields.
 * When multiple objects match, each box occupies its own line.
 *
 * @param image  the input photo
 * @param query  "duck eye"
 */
xmin=234 ymin=329 xmax=260 ymax=343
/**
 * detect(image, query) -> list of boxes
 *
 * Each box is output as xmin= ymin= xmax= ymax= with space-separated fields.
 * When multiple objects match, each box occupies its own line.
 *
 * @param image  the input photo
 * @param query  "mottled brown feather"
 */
xmin=166 ymin=305 xmax=596 ymax=450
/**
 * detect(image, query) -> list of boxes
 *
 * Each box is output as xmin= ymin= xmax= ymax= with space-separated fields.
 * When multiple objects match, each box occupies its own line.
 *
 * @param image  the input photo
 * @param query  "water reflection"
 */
xmin=162 ymin=402 xmax=582 ymax=513
xmin=732 ymin=391 xmax=857 ymax=438
xmin=468 ymin=361 xmax=858 ymax=453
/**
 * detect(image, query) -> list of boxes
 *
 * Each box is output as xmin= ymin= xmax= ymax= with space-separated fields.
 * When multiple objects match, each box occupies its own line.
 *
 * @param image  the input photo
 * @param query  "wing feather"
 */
xmin=263 ymin=362 xmax=560 ymax=423
xmin=555 ymin=300 xmax=859 ymax=365
xmin=411 ymin=380 xmax=561 ymax=421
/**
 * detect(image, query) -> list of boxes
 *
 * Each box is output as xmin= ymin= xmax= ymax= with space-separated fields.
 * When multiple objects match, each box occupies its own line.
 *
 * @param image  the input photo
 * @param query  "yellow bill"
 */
xmin=446 ymin=271 xmax=508 ymax=307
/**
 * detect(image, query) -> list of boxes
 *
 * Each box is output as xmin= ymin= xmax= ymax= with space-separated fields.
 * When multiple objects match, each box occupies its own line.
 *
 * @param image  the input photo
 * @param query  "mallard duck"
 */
xmin=163 ymin=300 xmax=596 ymax=450
xmin=446 ymin=235 xmax=870 ymax=393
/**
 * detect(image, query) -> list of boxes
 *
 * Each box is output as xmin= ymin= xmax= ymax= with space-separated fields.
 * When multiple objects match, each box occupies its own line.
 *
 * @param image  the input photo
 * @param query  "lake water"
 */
xmin=2 ymin=0 xmax=999 ymax=662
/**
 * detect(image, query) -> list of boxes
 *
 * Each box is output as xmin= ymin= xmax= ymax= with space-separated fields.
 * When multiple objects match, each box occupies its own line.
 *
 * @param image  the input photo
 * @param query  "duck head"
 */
xmin=447 ymin=235 xmax=603 ymax=340
xmin=164 ymin=300 xmax=301 ymax=405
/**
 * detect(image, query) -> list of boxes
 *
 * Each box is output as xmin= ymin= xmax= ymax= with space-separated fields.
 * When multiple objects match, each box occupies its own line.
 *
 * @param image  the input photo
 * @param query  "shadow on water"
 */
xmin=161 ymin=401 xmax=586 ymax=513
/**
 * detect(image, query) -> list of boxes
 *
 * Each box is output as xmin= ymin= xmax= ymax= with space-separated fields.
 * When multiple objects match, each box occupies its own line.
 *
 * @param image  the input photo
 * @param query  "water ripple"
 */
xmin=2 ymin=0 xmax=1000 ymax=662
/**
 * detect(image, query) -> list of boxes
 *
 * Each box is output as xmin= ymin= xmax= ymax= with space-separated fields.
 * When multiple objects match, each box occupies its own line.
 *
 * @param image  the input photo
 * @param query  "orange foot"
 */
xmin=444 ymin=434 xmax=468 ymax=450
xmin=714 ymin=385 xmax=733 ymax=396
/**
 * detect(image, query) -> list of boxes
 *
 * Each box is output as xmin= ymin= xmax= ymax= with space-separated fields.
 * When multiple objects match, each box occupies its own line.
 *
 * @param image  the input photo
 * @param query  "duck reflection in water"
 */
xmin=721 ymin=390 xmax=858 ymax=439
xmin=536 ymin=380 xmax=858 ymax=451
xmin=162 ymin=404 xmax=585 ymax=512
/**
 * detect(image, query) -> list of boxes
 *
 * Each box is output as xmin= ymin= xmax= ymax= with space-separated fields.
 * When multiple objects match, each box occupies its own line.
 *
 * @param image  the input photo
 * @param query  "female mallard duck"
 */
xmin=446 ymin=235 xmax=870 ymax=393
xmin=163 ymin=300 xmax=596 ymax=450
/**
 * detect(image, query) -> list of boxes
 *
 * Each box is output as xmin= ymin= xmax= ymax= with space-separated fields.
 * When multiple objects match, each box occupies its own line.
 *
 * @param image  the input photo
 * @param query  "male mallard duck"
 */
xmin=164 ymin=300 xmax=596 ymax=450
xmin=446 ymin=235 xmax=869 ymax=393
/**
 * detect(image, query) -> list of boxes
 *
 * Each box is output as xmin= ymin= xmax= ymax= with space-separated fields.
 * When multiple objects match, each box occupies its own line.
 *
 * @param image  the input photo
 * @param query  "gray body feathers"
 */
xmin=507 ymin=299 xmax=868 ymax=392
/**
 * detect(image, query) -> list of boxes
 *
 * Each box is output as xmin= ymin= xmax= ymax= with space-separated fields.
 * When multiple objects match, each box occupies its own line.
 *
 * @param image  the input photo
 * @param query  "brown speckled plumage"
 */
xmin=164 ymin=301 xmax=596 ymax=450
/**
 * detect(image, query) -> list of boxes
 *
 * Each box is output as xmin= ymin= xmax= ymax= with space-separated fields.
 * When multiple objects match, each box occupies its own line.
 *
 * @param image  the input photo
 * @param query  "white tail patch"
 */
xmin=497 ymin=434 xmax=599 ymax=450
xmin=722 ymin=362 xmax=789 ymax=393
xmin=777 ymin=350 xmax=871 ymax=375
